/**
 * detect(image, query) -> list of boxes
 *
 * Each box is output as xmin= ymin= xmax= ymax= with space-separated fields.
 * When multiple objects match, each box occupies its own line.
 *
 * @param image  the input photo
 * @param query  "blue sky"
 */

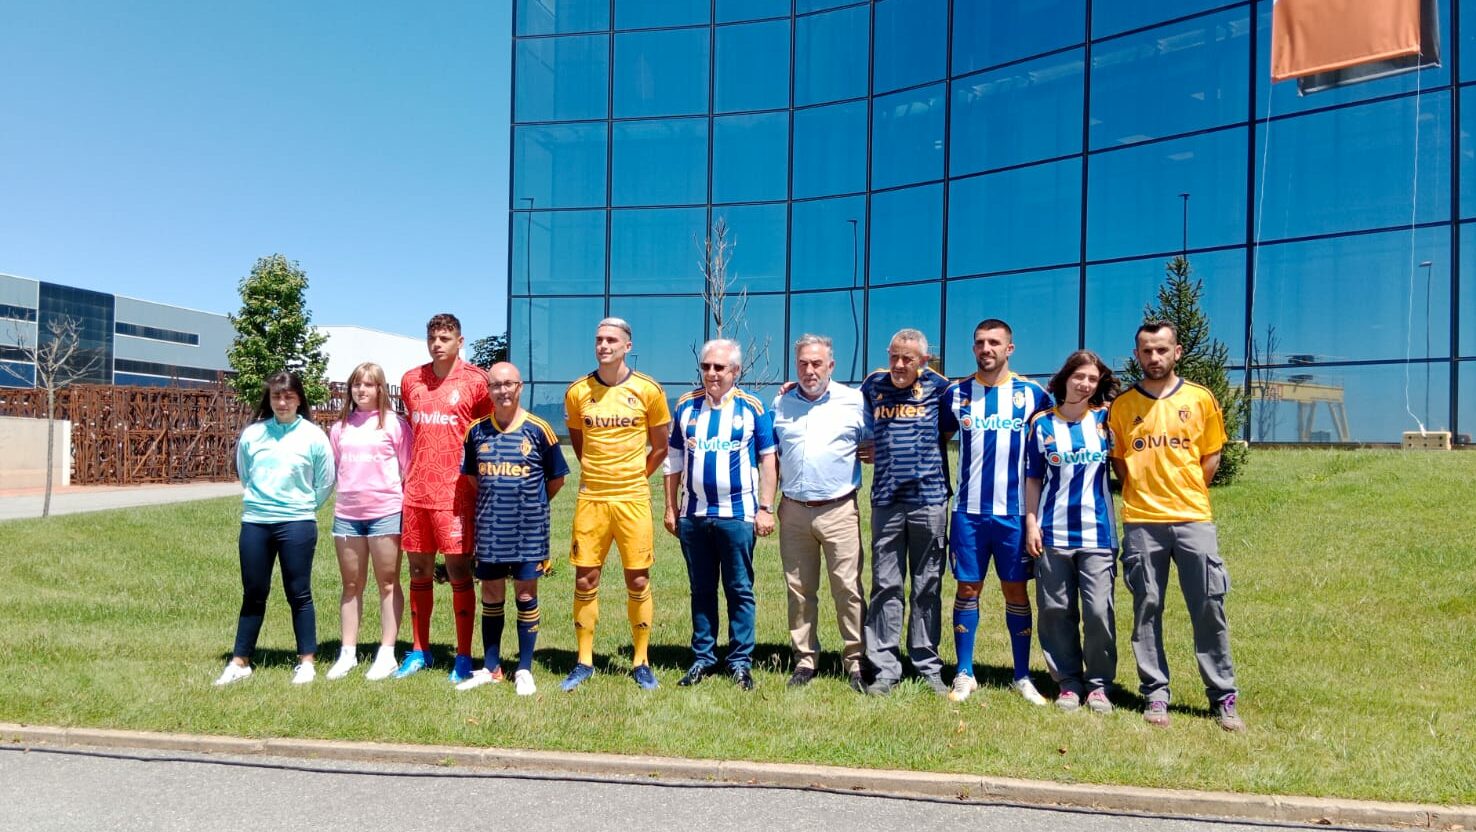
xmin=0 ymin=1 xmax=511 ymax=342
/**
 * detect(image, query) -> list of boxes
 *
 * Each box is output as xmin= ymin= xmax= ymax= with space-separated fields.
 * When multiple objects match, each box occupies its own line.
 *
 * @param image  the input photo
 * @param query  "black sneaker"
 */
xmin=786 ymin=668 xmax=815 ymax=688
xmin=677 ymin=662 xmax=712 ymax=687
xmin=731 ymin=667 xmax=754 ymax=691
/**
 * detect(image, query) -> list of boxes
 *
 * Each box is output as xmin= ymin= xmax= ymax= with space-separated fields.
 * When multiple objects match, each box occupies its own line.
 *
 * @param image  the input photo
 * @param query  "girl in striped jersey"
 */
xmin=1023 ymin=350 xmax=1119 ymax=714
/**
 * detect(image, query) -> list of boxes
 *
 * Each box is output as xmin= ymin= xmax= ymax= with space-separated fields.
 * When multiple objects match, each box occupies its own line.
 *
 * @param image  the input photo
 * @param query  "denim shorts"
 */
xmin=331 ymin=512 xmax=402 ymax=538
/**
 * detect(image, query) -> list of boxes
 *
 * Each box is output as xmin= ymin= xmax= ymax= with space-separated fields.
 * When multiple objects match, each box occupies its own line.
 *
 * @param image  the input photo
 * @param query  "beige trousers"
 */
xmin=778 ymin=494 xmax=866 ymax=675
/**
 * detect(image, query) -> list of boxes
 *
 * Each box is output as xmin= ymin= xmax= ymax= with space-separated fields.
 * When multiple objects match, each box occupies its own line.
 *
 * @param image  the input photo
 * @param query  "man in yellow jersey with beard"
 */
xmin=561 ymin=317 xmax=671 ymax=691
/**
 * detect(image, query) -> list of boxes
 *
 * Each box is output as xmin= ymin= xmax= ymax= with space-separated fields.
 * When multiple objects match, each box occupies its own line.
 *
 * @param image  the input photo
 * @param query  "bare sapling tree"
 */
xmin=15 ymin=315 xmax=102 ymax=517
xmin=696 ymin=217 xmax=774 ymax=386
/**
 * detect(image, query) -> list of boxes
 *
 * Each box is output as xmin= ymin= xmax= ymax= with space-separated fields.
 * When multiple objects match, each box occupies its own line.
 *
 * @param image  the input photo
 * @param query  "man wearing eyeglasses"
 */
xmin=662 ymin=340 xmax=777 ymax=691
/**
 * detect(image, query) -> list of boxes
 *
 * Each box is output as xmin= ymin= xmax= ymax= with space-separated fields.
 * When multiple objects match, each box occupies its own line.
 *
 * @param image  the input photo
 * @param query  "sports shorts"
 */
xmin=402 ymin=504 xmax=474 ymax=556
xmin=570 ymin=498 xmax=654 ymax=570
xmin=949 ymin=512 xmax=1033 ymax=583
xmin=475 ymin=559 xmax=549 ymax=582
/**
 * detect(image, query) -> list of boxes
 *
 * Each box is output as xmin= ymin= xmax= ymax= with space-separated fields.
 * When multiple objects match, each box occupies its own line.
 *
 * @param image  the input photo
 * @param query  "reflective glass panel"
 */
xmin=1465 ymin=0 xmax=1476 ymax=82
xmin=791 ymin=195 xmax=867 ymax=289
xmin=1254 ymin=228 xmax=1449 ymax=366
xmin=513 ymin=123 xmax=608 ymax=209
xmin=874 ymin=0 xmax=946 ymax=93
xmin=722 ymin=292 xmax=787 ymax=385
xmin=1091 ymin=0 xmax=1226 ymax=39
xmin=1089 ymin=8 xmax=1251 ymax=150
xmin=1084 ymin=248 xmax=1246 ymax=371
xmin=1249 ymin=363 xmax=1450 ymax=442
xmin=870 ymin=184 xmax=942 ymax=285
xmin=713 ymin=203 xmax=788 ymax=293
xmin=795 ymin=5 xmax=869 ymax=106
xmin=615 ymin=0 xmax=710 ymax=29
xmin=943 ymin=269 xmax=1080 ymax=377
xmin=789 ymin=289 xmax=865 ymax=382
xmin=951 ymin=49 xmax=1084 ymax=175
xmin=1256 ymin=93 xmax=1450 ymax=241
xmin=952 ymin=0 xmax=1085 ymax=75
xmin=0 ymin=360 xmax=35 ymax=387
xmin=1463 ymin=223 xmax=1476 ymax=356
xmin=1255 ymin=0 xmax=1451 ymax=117
xmin=1087 ymin=127 xmax=1247 ymax=260
xmin=716 ymin=20 xmax=791 ymax=113
xmin=618 ymin=295 xmax=708 ymax=383
xmin=796 ymin=0 xmax=857 ymax=13
xmin=793 ymin=100 xmax=867 ymax=198
xmin=718 ymin=0 xmax=791 ymax=23
xmin=949 ymin=158 xmax=1082 ymax=276
xmin=1461 ymin=362 xmax=1474 ymax=437
xmin=509 ymin=296 xmax=607 ymax=383
xmin=517 ymin=0 xmax=609 ymax=35
xmin=713 ymin=112 xmax=788 ymax=204
xmin=612 ymin=118 xmax=708 ymax=207
xmin=515 ymin=35 xmax=609 ymax=123
xmin=511 ymin=209 xmax=606 ymax=296
xmin=871 ymin=83 xmax=945 ymax=189
xmin=1463 ymin=87 xmax=1476 ymax=219
xmin=614 ymin=29 xmax=710 ymax=118
xmin=866 ymin=282 xmax=942 ymax=370
xmin=610 ymin=208 xmax=709 ymax=293
xmin=525 ymin=384 xmax=571 ymax=431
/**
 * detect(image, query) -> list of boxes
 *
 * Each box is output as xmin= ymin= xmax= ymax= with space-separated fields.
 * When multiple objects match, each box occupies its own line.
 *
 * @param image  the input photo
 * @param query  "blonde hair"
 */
xmin=341 ymin=362 xmax=391 ymax=429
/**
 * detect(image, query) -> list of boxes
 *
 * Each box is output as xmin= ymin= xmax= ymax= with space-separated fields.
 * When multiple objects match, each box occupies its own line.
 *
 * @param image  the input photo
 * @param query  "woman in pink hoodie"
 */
xmin=327 ymin=362 xmax=413 ymax=680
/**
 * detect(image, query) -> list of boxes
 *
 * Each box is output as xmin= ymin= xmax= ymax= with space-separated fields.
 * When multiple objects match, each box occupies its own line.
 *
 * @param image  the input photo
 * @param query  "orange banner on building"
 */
xmin=1271 ymin=0 xmax=1422 ymax=81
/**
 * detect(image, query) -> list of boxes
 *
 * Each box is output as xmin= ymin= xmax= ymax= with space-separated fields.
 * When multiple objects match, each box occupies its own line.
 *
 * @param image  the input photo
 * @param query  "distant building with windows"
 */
xmin=508 ymin=0 xmax=1472 ymax=444
xmin=0 ymin=272 xmax=234 ymax=388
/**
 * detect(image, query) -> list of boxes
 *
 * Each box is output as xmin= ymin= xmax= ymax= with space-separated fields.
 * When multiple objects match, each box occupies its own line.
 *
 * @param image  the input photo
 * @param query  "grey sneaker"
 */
xmin=1213 ymin=694 xmax=1245 ymax=732
xmin=1086 ymin=688 xmax=1113 ymax=714
xmin=1055 ymin=690 xmax=1081 ymax=712
xmin=1144 ymin=700 xmax=1170 ymax=727
xmin=865 ymin=677 xmax=898 ymax=697
xmin=920 ymin=673 xmax=949 ymax=695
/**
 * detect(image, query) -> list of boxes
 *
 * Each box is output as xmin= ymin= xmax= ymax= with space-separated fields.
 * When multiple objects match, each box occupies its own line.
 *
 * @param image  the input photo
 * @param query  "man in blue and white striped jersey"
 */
xmin=663 ymin=339 xmax=778 ymax=691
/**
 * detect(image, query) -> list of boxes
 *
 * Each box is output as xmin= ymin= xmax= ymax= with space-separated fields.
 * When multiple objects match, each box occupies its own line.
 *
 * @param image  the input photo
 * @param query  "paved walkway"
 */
xmin=0 ymin=481 xmax=240 ymax=521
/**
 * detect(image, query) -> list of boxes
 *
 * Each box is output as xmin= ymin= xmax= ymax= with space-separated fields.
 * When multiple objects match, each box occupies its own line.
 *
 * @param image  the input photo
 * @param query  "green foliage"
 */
xmin=226 ymin=254 xmax=330 ymax=406
xmin=469 ymin=333 xmax=509 ymax=370
xmin=1121 ymin=256 xmax=1248 ymax=485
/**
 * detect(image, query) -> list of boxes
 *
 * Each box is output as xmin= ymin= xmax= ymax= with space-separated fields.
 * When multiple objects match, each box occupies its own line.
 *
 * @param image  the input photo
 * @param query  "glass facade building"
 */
xmin=509 ymin=0 xmax=1473 ymax=444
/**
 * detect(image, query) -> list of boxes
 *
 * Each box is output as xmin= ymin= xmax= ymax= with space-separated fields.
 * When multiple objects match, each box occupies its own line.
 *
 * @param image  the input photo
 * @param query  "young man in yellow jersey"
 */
xmin=561 ymin=317 xmax=671 ymax=691
xmin=1107 ymin=321 xmax=1243 ymax=732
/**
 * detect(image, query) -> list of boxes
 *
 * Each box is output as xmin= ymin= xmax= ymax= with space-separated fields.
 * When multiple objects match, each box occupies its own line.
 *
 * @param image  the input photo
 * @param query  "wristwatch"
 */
xmin=758 ymin=503 xmax=773 ymax=513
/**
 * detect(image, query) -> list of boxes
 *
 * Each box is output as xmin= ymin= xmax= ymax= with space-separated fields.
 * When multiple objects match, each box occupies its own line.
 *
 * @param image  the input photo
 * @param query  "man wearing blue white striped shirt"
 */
xmin=663 ymin=339 xmax=778 ymax=691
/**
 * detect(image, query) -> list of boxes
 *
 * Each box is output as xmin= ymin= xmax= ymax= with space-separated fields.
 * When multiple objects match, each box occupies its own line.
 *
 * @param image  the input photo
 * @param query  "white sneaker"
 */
xmin=291 ymin=663 xmax=317 ymax=685
xmin=514 ymin=668 xmax=536 ymax=696
xmin=364 ymin=648 xmax=398 ymax=681
xmin=947 ymin=672 xmax=978 ymax=703
xmin=326 ymin=650 xmax=358 ymax=680
xmin=213 ymin=663 xmax=252 ymax=687
xmin=1012 ymin=677 xmax=1048 ymax=706
xmin=454 ymin=666 xmax=503 ymax=691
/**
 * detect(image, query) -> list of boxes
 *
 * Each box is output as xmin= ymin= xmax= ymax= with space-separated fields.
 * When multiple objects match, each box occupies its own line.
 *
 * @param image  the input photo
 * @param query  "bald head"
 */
xmin=487 ymin=361 xmax=524 ymax=415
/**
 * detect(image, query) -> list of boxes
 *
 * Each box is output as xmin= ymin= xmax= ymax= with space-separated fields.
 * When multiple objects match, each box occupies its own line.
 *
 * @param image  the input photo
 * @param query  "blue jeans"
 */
xmin=233 ymin=520 xmax=318 ymax=659
xmin=677 ymin=516 xmax=756 ymax=670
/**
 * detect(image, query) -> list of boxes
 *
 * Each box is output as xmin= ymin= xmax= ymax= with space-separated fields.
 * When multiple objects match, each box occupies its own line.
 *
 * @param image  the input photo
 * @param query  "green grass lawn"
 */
xmin=1 ymin=449 xmax=1473 ymax=804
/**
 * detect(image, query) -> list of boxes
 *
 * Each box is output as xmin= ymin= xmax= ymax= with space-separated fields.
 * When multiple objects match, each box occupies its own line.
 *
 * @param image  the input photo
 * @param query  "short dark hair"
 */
xmin=973 ymin=318 xmax=1013 ymax=341
xmin=1047 ymin=350 xmax=1119 ymax=408
xmin=254 ymin=371 xmax=313 ymax=422
xmin=1136 ymin=319 xmax=1179 ymax=344
xmin=426 ymin=313 xmax=462 ymax=337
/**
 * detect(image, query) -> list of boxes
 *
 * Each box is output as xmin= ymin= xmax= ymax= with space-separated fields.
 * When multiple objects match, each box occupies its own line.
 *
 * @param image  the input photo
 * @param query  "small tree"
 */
xmin=11 ymin=316 xmax=102 ymax=517
xmin=696 ymin=218 xmax=774 ymax=386
xmin=469 ymin=333 xmax=509 ymax=370
xmin=1121 ymin=256 xmax=1248 ymax=485
xmin=227 ymin=254 xmax=329 ymax=406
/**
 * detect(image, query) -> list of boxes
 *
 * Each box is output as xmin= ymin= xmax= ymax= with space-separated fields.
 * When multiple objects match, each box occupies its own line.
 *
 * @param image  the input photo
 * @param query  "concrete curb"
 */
xmin=2 ymin=723 xmax=1470 ymax=829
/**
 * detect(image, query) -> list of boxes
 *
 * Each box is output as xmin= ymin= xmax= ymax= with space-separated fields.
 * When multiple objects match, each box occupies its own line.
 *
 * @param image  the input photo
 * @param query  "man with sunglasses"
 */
xmin=663 ymin=340 xmax=777 ymax=691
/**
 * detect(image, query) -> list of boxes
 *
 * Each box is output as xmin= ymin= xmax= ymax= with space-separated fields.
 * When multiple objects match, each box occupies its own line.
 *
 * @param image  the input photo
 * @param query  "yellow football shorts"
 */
xmin=570 ymin=498 xmax=655 ymax=570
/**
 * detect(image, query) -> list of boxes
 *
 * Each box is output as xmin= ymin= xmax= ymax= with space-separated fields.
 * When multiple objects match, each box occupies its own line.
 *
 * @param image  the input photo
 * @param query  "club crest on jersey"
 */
xmin=449 ymin=389 xmax=461 ymax=406
xmin=1178 ymin=406 xmax=1192 ymax=423
xmin=479 ymin=443 xmax=490 ymax=453
xmin=731 ymin=415 xmax=746 ymax=430
xmin=1012 ymin=390 xmax=1026 ymax=409
xmin=520 ymin=437 xmax=533 ymax=456
xmin=1097 ymin=422 xmax=1109 ymax=439
xmin=626 ymin=393 xmax=640 ymax=409
xmin=911 ymin=382 xmax=923 ymax=400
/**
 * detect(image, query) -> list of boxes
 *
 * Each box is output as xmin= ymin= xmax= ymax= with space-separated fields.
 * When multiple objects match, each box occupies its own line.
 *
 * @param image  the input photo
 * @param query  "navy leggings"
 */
xmin=232 ymin=520 xmax=318 ymax=660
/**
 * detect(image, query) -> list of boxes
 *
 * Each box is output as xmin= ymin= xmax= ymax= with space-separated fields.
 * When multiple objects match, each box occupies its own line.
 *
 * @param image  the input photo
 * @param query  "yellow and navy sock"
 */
xmin=481 ymin=599 xmax=505 ymax=672
xmin=515 ymin=596 xmax=540 ymax=672
xmin=627 ymin=586 xmax=653 ymax=667
xmin=1005 ymin=602 xmax=1033 ymax=681
xmin=573 ymin=587 xmax=599 ymax=666
xmin=953 ymin=596 xmax=980 ymax=677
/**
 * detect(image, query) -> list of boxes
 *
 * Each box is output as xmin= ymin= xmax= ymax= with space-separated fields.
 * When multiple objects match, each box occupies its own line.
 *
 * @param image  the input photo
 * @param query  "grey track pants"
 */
xmin=864 ymin=501 xmax=948 ymax=681
xmin=1121 ymin=522 xmax=1237 ymax=705
xmin=1035 ymin=546 xmax=1117 ymax=695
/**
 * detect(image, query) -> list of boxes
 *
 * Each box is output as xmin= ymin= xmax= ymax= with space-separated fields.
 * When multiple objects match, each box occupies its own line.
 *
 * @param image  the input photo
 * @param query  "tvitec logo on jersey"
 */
xmin=412 ymin=411 xmax=457 ymax=426
xmin=960 ymin=413 xmax=1026 ymax=432
xmin=1047 ymin=448 xmax=1108 ymax=466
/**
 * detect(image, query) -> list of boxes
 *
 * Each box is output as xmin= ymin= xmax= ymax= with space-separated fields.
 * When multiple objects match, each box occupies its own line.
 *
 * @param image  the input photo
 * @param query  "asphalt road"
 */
xmin=0 ymin=746 xmax=1372 ymax=832
xmin=0 ymin=482 xmax=240 ymax=521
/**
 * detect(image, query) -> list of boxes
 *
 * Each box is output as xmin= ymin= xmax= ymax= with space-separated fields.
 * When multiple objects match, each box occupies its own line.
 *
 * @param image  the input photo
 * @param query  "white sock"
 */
xmin=375 ymin=645 xmax=395 ymax=661
xmin=339 ymin=646 xmax=356 ymax=662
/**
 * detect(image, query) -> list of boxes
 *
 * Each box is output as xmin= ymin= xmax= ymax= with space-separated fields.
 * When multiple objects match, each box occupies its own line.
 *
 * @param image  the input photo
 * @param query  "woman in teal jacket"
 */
xmin=214 ymin=371 xmax=335 ymax=686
